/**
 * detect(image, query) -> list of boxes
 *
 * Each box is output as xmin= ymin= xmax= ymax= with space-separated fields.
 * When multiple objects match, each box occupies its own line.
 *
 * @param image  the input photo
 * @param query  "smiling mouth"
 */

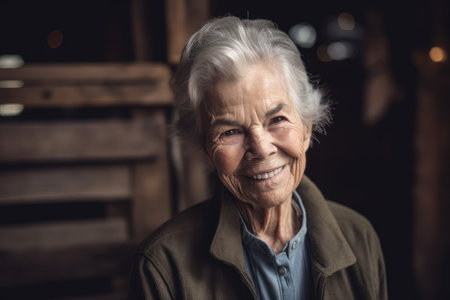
xmin=251 ymin=166 xmax=284 ymax=180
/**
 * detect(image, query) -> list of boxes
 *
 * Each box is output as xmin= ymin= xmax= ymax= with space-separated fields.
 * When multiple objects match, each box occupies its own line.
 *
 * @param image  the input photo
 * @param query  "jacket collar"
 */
xmin=297 ymin=176 xmax=356 ymax=276
xmin=210 ymin=184 xmax=248 ymax=274
xmin=210 ymin=176 xmax=356 ymax=277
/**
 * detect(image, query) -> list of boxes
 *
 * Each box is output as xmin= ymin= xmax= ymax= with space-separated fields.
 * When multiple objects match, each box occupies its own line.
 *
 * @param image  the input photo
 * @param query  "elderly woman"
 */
xmin=129 ymin=16 xmax=387 ymax=300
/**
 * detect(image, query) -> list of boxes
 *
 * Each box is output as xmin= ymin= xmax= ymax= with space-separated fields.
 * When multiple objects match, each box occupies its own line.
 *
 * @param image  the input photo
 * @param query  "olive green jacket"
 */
xmin=128 ymin=176 xmax=388 ymax=299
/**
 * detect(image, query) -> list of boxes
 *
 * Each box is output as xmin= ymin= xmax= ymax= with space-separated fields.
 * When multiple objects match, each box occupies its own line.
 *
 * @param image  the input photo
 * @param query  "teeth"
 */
xmin=252 ymin=166 xmax=283 ymax=180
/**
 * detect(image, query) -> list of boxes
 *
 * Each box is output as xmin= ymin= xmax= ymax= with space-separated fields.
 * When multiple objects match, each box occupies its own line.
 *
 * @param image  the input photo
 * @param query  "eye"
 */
xmin=221 ymin=129 xmax=241 ymax=137
xmin=270 ymin=116 xmax=287 ymax=124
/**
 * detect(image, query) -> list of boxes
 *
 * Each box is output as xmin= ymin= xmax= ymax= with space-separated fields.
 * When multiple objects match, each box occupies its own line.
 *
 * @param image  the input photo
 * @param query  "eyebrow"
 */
xmin=210 ymin=103 xmax=287 ymax=127
xmin=211 ymin=118 xmax=241 ymax=127
xmin=265 ymin=103 xmax=286 ymax=118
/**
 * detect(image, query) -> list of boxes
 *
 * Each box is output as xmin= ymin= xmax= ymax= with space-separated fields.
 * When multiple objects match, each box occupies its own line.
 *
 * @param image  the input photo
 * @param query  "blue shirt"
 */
xmin=239 ymin=191 xmax=312 ymax=300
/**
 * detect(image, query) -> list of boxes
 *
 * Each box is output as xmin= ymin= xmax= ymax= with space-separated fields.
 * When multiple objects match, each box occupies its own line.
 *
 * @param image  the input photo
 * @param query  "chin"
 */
xmin=241 ymin=189 xmax=292 ymax=210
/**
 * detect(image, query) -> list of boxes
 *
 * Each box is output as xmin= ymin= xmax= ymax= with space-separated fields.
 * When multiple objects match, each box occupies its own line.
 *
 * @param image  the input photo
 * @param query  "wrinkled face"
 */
xmin=204 ymin=63 xmax=311 ymax=209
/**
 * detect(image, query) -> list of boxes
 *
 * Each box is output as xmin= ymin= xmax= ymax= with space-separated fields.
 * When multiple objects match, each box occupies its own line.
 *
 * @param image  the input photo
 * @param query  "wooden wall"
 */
xmin=0 ymin=63 xmax=173 ymax=299
xmin=0 ymin=0 xmax=211 ymax=298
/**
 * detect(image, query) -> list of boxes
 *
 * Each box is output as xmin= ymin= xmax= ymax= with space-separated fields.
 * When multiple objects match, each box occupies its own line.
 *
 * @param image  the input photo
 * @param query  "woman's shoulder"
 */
xmin=135 ymin=198 xmax=219 ymax=259
xmin=326 ymin=200 xmax=373 ymax=228
xmin=326 ymin=200 xmax=383 ymax=257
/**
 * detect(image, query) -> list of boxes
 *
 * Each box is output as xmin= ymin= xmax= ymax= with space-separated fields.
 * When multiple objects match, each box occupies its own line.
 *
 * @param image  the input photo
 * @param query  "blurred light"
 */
xmin=0 ymin=55 xmax=24 ymax=68
xmin=47 ymin=30 xmax=63 ymax=49
xmin=0 ymin=104 xmax=24 ymax=117
xmin=337 ymin=13 xmax=355 ymax=31
xmin=289 ymin=23 xmax=317 ymax=48
xmin=0 ymin=80 xmax=24 ymax=88
xmin=429 ymin=46 xmax=447 ymax=62
xmin=327 ymin=42 xmax=355 ymax=60
xmin=317 ymin=44 xmax=332 ymax=62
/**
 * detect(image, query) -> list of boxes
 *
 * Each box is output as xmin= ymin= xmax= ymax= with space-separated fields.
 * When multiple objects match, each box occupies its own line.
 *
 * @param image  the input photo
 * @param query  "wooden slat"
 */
xmin=0 ymin=85 xmax=172 ymax=107
xmin=0 ymin=63 xmax=173 ymax=107
xmin=0 ymin=243 xmax=134 ymax=286
xmin=0 ymin=63 xmax=170 ymax=81
xmin=0 ymin=165 xmax=131 ymax=204
xmin=0 ymin=118 xmax=165 ymax=163
xmin=0 ymin=218 xmax=128 ymax=251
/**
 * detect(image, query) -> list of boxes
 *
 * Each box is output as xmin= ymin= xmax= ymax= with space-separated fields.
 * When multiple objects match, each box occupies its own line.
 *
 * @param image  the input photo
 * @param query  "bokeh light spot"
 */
xmin=289 ymin=23 xmax=317 ymax=48
xmin=429 ymin=46 xmax=447 ymax=62
xmin=0 ymin=103 xmax=24 ymax=117
xmin=47 ymin=30 xmax=63 ymax=49
xmin=0 ymin=55 xmax=24 ymax=68
xmin=337 ymin=12 xmax=355 ymax=31
xmin=327 ymin=42 xmax=354 ymax=60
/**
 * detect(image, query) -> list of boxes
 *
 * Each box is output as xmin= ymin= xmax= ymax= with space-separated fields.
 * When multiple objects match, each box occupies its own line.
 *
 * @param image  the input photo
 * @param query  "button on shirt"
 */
xmin=240 ymin=191 xmax=312 ymax=300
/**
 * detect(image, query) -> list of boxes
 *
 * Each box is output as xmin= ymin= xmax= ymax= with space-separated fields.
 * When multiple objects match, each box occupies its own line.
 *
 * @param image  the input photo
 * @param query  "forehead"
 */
xmin=205 ymin=63 xmax=293 ymax=113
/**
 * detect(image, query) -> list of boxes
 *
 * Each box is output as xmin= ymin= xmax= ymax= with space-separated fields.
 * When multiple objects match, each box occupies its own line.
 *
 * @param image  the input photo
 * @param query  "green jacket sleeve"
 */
xmin=128 ymin=253 xmax=173 ymax=300
xmin=376 ymin=234 xmax=388 ymax=300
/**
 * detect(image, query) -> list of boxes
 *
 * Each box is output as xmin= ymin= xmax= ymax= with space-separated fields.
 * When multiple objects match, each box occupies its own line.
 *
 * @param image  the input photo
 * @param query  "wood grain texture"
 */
xmin=0 ymin=85 xmax=172 ymax=107
xmin=131 ymin=0 xmax=150 ymax=61
xmin=0 ymin=118 xmax=165 ymax=163
xmin=0 ymin=165 xmax=131 ymax=204
xmin=0 ymin=218 xmax=128 ymax=251
xmin=0 ymin=63 xmax=170 ymax=81
xmin=131 ymin=110 xmax=171 ymax=241
xmin=165 ymin=0 xmax=210 ymax=64
xmin=165 ymin=0 xmax=187 ymax=64
xmin=0 ymin=63 xmax=172 ymax=106
xmin=0 ymin=243 xmax=134 ymax=286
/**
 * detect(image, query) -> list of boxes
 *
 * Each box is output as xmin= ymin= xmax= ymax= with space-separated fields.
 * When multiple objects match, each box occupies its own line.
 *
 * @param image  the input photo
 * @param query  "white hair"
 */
xmin=172 ymin=16 xmax=331 ymax=147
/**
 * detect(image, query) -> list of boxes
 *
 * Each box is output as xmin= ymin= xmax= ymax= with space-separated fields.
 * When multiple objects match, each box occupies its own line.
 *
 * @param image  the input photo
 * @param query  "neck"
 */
xmin=238 ymin=197 xmax=301 ymax=254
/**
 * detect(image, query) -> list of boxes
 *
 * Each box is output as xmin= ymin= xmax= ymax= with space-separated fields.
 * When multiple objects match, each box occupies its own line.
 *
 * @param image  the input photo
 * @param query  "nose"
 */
xmin=244 ymin=129 xmax=277 ymax=160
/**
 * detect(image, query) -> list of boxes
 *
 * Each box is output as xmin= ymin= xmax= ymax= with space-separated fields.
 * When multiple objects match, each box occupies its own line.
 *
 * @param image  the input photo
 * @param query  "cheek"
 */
xmin=209 ymin=144 xmax=244 ymax=175
xmin=270 ymin=125 xmax=308 ymax=157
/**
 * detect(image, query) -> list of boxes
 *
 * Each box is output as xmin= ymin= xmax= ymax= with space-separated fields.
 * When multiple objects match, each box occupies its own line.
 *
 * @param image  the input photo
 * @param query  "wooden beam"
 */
xmin=0 ymin=63 xmax=172 ymax=107
xmin=0 ymin=63 xmax=170 ymax=81
xmin=165 ymin=0 xmax=210 ymax=64
xmin=131 ymin=110 xmax=171 ymax=241
xmin=131 ymin=0 xmax=151 ymax=61
xmin=0 ymin=243 xmax=134 ymax=286
xmin=166 ymin=0 xmax=188 ymax=64
xmin=0 ymin=165 xmax=131 ymax=204
xmin=413 ymin=55 xmax=450 ymax=299
xmin=0 ymin=85 xmax=172 ymax=107
xmin=0 ymin=219 xmax=128 ymax=251
xmin=0 ymin=118 xmax=165 ymax=163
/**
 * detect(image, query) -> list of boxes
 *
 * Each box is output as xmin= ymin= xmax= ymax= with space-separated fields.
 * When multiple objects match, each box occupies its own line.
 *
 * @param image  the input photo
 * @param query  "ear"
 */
xmin=302 ymin=125 xmax=312 ymax=153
